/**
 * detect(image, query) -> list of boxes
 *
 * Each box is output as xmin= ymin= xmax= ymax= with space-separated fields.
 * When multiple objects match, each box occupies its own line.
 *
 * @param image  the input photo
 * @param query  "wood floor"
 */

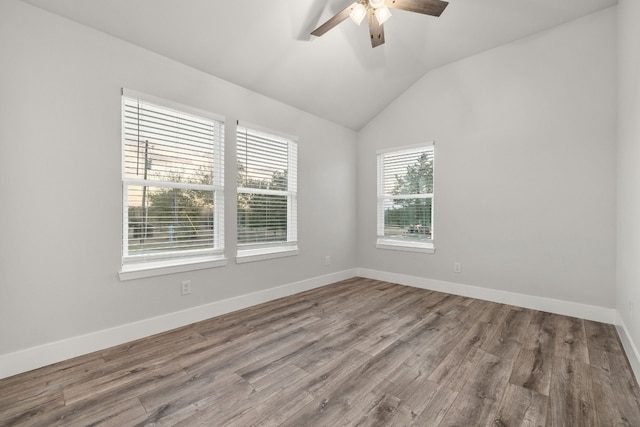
xmin=2 ymin=277 xmax=640 ymax=426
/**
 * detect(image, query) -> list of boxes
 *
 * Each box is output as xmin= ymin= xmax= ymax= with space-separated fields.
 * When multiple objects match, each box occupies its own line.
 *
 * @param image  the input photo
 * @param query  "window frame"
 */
xmin=236 ymin=122 xmax=299 ymax=263
xmin=376 ymin=142 xmax=435 ymax=254
xmin=119 ymin=89 xmax=226 ymax=280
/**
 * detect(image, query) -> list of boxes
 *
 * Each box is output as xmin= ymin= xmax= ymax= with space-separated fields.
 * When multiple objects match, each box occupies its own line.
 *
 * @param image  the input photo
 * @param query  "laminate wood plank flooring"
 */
xmin=2 ymin=277 xmax=640 ymax=426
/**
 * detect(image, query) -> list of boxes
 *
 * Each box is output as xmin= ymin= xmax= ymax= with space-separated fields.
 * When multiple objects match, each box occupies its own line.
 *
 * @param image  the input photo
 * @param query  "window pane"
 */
xmin=123 ymin=98 xmax=220 ymax=185
xmin=383 ymin=197 xmax=432 ymax=240
xmin=236 ymin=124 xmax=297 ymax=249
xmin=237 ymin=193 xmax=288 ymax=244
xmin=127 ymin=185 xmax=214 ymax=254
xmin=237 ymin=127 xmax=289 ymax=190
xmin=383 ymin=148 xmax=433 ymax=196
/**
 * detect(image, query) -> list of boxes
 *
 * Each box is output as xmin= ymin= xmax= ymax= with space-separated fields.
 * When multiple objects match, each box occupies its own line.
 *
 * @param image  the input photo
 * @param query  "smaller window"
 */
xmin=236 ymin=123 xmax=298 ymax=263
xmin=377 ymin=143 xmax=435 ymax=253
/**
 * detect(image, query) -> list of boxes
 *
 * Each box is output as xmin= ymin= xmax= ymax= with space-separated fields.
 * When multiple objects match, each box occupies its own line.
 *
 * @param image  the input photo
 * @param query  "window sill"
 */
xmin=376 ymin=239 xmax=435 ymax=254
xmin=236 ymin=245 xmax=299 ymax=264
xmin=119 ymin=255 xmax=227 ymax=281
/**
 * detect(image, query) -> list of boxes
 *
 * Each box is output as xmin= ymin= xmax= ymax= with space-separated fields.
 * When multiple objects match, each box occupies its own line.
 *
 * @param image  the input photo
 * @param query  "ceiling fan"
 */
xmin=311 ymin=0 xmax=449 ymax=48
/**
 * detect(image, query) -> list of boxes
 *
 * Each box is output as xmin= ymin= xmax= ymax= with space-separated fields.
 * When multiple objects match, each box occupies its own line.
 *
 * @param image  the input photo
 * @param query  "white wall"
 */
xmin=616 ymin=0 xmax=640 ymax=374
xmin=357 ymin=9 xmax=617 ymax=310
xmin=0 ymin=0 xmax=357 ymax=367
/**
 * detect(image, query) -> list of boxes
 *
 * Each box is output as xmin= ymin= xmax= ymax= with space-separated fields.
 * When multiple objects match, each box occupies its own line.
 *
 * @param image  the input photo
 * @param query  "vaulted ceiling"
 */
xmin=22 ymin=0 xmax=617 ymax=130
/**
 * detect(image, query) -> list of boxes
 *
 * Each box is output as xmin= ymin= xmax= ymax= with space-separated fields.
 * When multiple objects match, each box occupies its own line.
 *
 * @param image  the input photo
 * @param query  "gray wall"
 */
xmin=356 ymin=8 xmax=617 ymax=308
xmin=0 ymin=0 xmax=357 ymax=356
xmin=617 ymin=0 xmax=640 ymax=364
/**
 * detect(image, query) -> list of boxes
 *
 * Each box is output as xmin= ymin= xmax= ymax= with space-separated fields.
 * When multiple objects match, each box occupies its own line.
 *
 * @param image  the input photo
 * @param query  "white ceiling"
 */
xmin=22 ymin=0 xmax=616 ymax=130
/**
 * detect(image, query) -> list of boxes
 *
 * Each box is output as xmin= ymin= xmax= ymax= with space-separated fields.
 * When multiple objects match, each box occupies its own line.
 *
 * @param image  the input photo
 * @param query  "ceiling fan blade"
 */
xmin=311 ymin=2 xmax=359 ymax=37
xmin=368 ymin=10 xmax=385 ymax=48
xmin=385 ymin=0 xmax=448 ymax=17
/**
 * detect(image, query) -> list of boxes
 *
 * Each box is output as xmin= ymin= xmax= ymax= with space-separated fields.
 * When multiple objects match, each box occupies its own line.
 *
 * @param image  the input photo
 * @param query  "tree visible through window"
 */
xmin=377 ymin=144 xmax=434 ymax=249
xmin=121 ymin=90 xmax=224 ymax=268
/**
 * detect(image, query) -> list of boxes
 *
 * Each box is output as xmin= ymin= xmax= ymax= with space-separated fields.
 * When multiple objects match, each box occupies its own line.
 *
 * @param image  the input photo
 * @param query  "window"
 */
xmin=237 ymin=123 xmax=298 ymax=263
xmin=120 ymin=89 xmax=225 ymax=279
xmin=377 ymin=143 xmax=435 ymax=253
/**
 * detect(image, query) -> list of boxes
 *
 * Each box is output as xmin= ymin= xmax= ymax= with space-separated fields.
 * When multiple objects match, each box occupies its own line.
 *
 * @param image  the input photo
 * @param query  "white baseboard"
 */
xmin=357 ymin=268 xmax=617 ymax=324
xmin=616 ymin=313 xmax=640 ymax=384
xmin=0 ymin=269 xmax=357 ymax=380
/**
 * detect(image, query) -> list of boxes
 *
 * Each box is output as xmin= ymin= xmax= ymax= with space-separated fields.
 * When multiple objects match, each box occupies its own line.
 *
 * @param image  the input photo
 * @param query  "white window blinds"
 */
xmin=377 ymin=144 xmax=434 ymax=244
xmin=121 ymin=90 xmax=224 ymax=267
xmin=237 ymin=124 xmax=297 ymax=248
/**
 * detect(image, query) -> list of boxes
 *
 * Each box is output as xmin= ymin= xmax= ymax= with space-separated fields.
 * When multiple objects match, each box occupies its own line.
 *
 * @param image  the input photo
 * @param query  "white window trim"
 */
xmin=119 ymin=255 xmax=227 ymax=281
xmin=236 ymin=121 xmax=298 ymax=263
xmin=119 ymin=89 xmax=226 ymax=279
xmin=376 ymin=141 xmax=435 ymax=253
xmin=236 ymin=243 xmax=299 ymax=264
xmin=376 ymin=240 xmax=435 ymax=254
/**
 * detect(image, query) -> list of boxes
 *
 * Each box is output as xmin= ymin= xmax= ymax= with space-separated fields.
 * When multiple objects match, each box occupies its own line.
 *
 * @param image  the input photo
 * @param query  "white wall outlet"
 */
xmin=454 ymin=262 xmax=462 ymax=273
xmin=181 ymin=280 xmax=192 ymax=296
xmin=325 ymin=256 xmax=331 ymax=266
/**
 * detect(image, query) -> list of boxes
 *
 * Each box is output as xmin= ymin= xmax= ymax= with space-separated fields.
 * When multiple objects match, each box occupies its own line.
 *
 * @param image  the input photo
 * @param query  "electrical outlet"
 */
xmin=454 ymin=262 xmax=462 ymax=273
xmin=181 ymin=280 xmax=192 ymax=296
xmin=325 ymin=256 xmax=331 ymax=266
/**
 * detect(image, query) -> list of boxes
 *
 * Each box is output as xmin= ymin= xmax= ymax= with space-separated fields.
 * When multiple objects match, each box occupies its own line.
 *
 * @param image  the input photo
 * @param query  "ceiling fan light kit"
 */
xmin=374 ymin=6 xmax=392 ymax=24
xmin=312 ymin=0 xmax=449 ymax=48
xmin=349 ymin=3 xmax=367 ymax=24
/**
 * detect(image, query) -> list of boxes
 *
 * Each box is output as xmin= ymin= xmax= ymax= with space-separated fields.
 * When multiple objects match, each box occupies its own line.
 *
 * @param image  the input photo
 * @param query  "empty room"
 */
xmin=1 ymin=0 xmax=640 ymax=425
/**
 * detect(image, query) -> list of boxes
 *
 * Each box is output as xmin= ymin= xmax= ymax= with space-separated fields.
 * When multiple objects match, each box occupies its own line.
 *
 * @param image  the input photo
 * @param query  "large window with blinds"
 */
xmin=121 ymin=89 xmax=225 ymax=276
xmin=377 ymin=143 xmax=435 ymax=253
xmin=237 ymin=124 xmax=298 ymax=262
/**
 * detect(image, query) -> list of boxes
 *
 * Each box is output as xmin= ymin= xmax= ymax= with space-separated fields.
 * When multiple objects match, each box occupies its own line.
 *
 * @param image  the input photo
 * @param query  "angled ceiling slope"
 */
xmin=22 ymin=0 xmax=617 ymax=130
